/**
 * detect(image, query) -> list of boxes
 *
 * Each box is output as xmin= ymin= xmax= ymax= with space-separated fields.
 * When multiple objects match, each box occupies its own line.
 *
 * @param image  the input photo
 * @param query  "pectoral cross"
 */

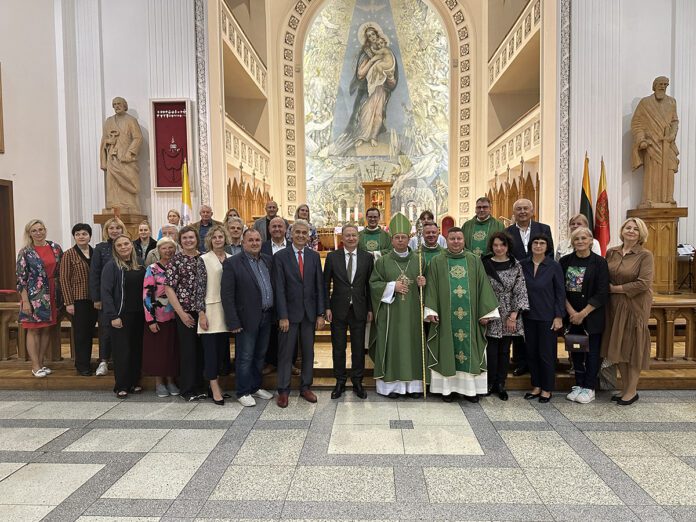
xmin=396 ymin=274 xmax=411 ymax=301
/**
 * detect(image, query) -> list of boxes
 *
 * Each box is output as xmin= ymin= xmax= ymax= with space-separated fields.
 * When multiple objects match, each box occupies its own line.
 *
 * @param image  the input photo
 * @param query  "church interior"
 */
xmin=1 ymin=0 xmax=696 ymax=519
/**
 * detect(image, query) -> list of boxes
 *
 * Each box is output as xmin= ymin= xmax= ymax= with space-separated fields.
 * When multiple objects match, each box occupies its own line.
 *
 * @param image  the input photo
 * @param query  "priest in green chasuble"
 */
xmin=359 ymin=207 xmax=392 ymax=258
xmin=462 ymin=196 xmax=504 ymax=256
xmin=425 ymin=227 xmax=499 ymax=402
xmin=413 ymin=221 xmax=444 ymax=267
xmin=369 ymin=212 xmax=427 ymax=398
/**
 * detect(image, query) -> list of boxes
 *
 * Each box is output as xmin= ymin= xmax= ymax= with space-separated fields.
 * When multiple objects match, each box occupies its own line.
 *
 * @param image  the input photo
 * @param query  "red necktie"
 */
xmin=298 ymin=249 xmax=304 ymax=279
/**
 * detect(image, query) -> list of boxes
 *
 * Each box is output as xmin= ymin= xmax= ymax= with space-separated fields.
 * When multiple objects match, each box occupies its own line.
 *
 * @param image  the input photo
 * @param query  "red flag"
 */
xmin=594 ymin=158 xmax=610 ymax=255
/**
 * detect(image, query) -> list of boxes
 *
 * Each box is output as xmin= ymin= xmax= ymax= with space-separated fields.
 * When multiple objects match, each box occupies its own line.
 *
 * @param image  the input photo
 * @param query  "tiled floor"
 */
xmin=1 ymin=390 xmax=696 ymax=520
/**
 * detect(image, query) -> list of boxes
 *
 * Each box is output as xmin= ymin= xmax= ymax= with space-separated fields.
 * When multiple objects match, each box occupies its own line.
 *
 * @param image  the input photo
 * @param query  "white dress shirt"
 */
xmin=271 ymin=238 xmax=287 ymax=255
xmin=344 ymin=248 xmax=357 ymax=283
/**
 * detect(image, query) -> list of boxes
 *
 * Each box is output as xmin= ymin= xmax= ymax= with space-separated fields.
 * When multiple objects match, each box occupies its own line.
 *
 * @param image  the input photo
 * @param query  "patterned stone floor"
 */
xmin=1 ymin=389 xmax=696 ymax=521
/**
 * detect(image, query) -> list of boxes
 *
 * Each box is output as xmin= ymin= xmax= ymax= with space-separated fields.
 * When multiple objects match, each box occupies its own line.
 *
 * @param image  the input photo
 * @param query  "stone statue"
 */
xmin=100 ymin=97 xmax=143 ymax=213
xmin=631 ymin=76 xmax=679 ymax=208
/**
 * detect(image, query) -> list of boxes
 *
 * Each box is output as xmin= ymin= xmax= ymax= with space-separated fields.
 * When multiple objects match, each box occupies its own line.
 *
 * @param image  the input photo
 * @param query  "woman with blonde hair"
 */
xmin=16 ymin=219 xmax=63 ymax=377
xmin=600 ymin=217 xmax=653 ymax=405
xmin=157 ymin=209 xmax=181 ymax=239
xmin=555 ymin=214 xmax=602 ymax=260
xmin=134 ymin=220 xmax=157 ymax=265
xmin=101 ymin=235 xmax=145 ymax=398
xmin=89 ymin=216 xmax=127 ymax=376
xmin=287 ymin=204 xmax=319 ymax=250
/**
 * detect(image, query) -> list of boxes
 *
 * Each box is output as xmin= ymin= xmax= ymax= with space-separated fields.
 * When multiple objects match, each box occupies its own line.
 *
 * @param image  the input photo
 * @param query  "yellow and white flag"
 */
xmin=180 ymin=159 xmax=193 ymax=225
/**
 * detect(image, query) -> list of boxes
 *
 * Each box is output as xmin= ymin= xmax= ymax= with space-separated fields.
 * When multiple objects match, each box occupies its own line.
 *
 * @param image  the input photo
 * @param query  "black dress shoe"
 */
xmin=486 ymin=384 xmax=499 ymax=397
xmin=78 ymin=370 xmax=92 ymax=376
xmin=352 ymin=384 xmax=367 ymax=399
xmin=387 ymin=392 xmax=400 ymax=399
xmin=409 ymin=392 xmax=423 ymax=399
xmin=539 ymin=393 xmax=552 ymax=403
xmin=513 ymin=367 xmax=529 ymax=376
xmin=211 ymin=397 xmax=225 ymax=406
xmin=463 ymin=394 xmax=479 ymax=403
xmin=442 ymin=394 xmax=455 ymax=403
xmin=610 ymin=394 xmax=621 ymax=402
xmin=524 ymin=392 xmax=541 ymax=400
xmin=498 ymin=389 xmax=509 ymax=401
xmin=331 ymin=383 xmax=345 ymax=400
xmin=617 ymin=393 xmax=639 ymax=406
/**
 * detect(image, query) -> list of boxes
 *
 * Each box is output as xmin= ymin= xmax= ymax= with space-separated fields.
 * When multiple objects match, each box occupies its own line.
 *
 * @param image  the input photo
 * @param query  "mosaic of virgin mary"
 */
xmin=333 ymin=22 xmax=399 ymax=155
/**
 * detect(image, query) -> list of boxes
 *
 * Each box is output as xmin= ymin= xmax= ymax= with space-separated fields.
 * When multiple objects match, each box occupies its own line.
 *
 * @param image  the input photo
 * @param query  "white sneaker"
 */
xmin=252 ymin=389 xmax=274 ymax=400
xmin=31 ymin=368 xmax=48 ymax=378
xmin=575 ymin=388 xmax=595 ymax=404
xmin=95 ymin=361 xmax=108 ymax=376
xmin=566 ymin=385 xmax=582 ymax=402
xmin=41 ymin=366 xmax=52 ymax=375
xmin=238 ymin=395 xmax=256 ymax=407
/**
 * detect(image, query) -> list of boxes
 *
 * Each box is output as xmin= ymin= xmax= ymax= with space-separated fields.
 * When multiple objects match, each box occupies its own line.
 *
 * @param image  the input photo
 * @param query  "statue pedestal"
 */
xmin=626 ymin=207 xmax=688 ymax=294
xmin=94 ymin=211 xmax=148 ymax=241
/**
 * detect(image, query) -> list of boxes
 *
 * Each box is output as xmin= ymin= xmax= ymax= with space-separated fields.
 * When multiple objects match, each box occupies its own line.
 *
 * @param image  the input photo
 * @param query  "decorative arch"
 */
xmin=277 ymin=0 xmax=475 ymax=222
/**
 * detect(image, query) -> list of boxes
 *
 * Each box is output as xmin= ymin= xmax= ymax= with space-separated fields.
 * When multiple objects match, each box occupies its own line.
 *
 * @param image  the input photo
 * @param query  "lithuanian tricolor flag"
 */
xmin=594 ymin=158 xmax=610 ymax=255
xmin=580 ymin=152 xmax=594 ymax=231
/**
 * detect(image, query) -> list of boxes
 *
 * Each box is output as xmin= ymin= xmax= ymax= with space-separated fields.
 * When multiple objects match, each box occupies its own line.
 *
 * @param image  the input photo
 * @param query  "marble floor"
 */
xmin=1 ymin=390 xmax=696 ymax=521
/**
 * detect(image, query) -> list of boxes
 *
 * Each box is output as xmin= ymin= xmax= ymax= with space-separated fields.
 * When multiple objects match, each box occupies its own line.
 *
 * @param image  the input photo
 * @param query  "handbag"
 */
xmin=563 ymin=326 xmax=590 ymax=353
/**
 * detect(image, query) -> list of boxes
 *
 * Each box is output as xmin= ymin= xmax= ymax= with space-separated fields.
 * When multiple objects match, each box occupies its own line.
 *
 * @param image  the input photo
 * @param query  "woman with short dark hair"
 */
xmin=59 ymin=223 xmax=97 ymax=375
xmin=481 ymin=231 xmax=529 ymax=400
xmin=520 ymin=233 xmax=564 ymax=403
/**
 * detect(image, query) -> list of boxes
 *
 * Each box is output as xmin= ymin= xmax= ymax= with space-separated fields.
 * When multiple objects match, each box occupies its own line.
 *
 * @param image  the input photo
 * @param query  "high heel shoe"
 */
xmin=524 ymin=392 xmax=541 ymax=400
xmin=208 ymin=386 xmax=225 ymax=405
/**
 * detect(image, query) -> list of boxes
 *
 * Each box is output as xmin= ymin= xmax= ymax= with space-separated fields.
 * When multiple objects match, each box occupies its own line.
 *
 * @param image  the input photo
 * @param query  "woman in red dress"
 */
xmin=16 ymin=219 xmax=63 ymax=377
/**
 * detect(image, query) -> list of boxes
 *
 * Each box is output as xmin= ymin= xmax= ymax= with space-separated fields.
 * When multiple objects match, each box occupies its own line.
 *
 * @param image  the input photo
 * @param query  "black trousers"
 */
xmin=277 ymin=318 xmax=315 ymax=393
xmin=511 ymin=336 xmax=527 ymax=370
xmin=331 ymin=306 xmax=366 ymax=385
xmin=175 ymin=313 xmax=205 ymax=397
xmin=486 ymin=336 xmax=513 ymax=389
xmin=523 ymin=318 xmax=558 ymax=392
xmin=110 ymin=312 xmax=144 ymax=393
xmin=72 ymin=300 xmax=97 ymax=373
xmin=202 ymin=332 xmax=230 ymax=380
xmin=97 ymin=309 xmax=112 ymax=361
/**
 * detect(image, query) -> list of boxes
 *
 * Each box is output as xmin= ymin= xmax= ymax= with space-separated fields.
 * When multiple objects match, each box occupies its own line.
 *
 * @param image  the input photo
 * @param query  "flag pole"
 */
xmin=416 ymin=219 xmax=427 ymax=399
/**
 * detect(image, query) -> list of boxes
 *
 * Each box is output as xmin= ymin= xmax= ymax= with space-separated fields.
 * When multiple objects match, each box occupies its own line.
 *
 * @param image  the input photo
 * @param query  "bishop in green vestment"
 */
xmin=425 ymin=227 xmax=499 ymax=401
xmin=359 ymin=207 xmax=392 ymax=257
xmin=462 ymin=197 xmax=504 ymax=256
xmin=369 ymin=213 xmax=426 ymax=398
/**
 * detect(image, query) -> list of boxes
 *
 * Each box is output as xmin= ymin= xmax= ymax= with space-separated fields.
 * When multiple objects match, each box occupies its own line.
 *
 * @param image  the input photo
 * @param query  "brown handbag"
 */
xmin=564 ymin=327 xmax=590 ymax=353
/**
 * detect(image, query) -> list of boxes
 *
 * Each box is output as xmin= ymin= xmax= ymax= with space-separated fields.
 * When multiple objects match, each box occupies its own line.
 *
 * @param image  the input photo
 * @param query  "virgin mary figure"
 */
xmin=332 ymin=23 xmax=399 ymax=156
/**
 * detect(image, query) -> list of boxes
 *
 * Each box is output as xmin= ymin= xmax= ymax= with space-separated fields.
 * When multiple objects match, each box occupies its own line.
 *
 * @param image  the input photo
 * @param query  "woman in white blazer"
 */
xmin=198 ymin=225 xmax=232 ymax=405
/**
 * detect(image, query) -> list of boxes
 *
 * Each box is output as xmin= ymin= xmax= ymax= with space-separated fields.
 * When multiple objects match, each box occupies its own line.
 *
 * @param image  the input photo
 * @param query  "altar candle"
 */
xmin=400 ymin=204 xmax=405 ymax=216
xmin=346 ymin=205 xmax=351 ymax=223
xmin=354 ymin=204 xmax=359 ymax=223
xmin=338 ymin=206 xmax=343 ymax=223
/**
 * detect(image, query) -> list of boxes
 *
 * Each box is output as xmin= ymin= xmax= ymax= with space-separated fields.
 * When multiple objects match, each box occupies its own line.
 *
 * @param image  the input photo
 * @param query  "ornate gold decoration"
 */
xmin=449 ymin=264 xmax=467 ymax=279
xmin=453 ymin=307 xmax=467 ymax=320
xmin=454 ymin=329 xmax=466 ymax=342
xmin=396 ymin=273 xmax=411 ymax=302
xmin=453 ymin=285 xmax=466 ymax=298
xmin=472 ymin=230 xmax=487 ymax=241
xmin=473 ymin=247 xmax=483 ymax=255
xmin=366 ymin=240 xmax=378 ymax=251
xmin=456 ymin=350 xmax=467 ymax=363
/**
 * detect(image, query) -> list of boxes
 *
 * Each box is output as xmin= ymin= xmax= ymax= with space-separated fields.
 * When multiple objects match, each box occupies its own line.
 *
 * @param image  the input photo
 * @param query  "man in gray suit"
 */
xmin=253 ymin=200 xmax=289 ymax=242
xmin=273 ymin=219 xmax=325 ymax=407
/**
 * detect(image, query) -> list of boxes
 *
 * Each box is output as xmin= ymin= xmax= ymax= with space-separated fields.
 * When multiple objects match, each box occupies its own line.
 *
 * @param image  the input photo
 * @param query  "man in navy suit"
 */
xmin=221 ymin=229 xmax=275 ymax=407
xmin=273 ymin=219 xmax=325 ymax=407
xmin=324 ymin=225 xmax=374 ymax=399
xmin=260 ymin=217 xmax=288 ymax=257
xmin=505 ymin=198 xmax=554 ymax=376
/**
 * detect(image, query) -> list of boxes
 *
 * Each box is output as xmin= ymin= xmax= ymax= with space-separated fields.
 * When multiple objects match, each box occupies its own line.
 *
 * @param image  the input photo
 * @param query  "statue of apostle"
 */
xmin=631 ymin=76 xmax=679 ymax=208
xmin=100 ymin=97 xmax=143 ymax=213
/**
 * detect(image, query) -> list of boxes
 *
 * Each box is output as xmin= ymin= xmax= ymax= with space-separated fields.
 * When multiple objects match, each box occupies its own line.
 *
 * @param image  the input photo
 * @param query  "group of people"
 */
xmin=15 ymin=196 xmax=653 ymax=407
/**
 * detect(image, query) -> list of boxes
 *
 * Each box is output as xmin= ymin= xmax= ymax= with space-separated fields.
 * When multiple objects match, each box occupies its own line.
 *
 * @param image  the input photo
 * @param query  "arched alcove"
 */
xmin=275 ymin=0 xmax=475 ymax=223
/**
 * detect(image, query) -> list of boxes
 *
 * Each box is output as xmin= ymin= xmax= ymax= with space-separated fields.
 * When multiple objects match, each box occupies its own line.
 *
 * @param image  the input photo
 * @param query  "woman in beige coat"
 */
xmin=600 ymin=218 xmax=653 ymax=405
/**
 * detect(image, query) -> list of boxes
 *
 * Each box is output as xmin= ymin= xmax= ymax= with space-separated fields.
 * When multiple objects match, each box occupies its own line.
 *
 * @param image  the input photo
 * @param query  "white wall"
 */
xmin=0 ymin=0 xmax=65 ymax=250
xmin=570 ymin=0 xmax=696 ymax=246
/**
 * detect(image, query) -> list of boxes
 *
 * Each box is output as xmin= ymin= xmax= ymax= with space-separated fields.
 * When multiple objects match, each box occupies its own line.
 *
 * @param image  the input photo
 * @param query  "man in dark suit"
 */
xmin=273 ymin=219 xmax=325 ymax=407
xmin=505 ymin=199 xmax=554 ymax=261
xmin=221 ymin=229 xmax=275 ymax=407
xmin=324 ymin=225 xmax=374 ymax=399
xmin=253 ymin=200 xmax=289 ymax=242
xmin=260 ymin=217 xmax=288 ymax=257
xmin=505 ymin=198 xmax=555 ymax=376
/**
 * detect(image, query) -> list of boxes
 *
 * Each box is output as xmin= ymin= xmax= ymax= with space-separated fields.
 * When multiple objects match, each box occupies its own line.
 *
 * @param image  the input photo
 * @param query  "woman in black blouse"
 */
xmin=101 ymin=235 xmax=145 ymax=398
xmin=560 ymin=227 xmax=609 ymax=404
xmin=521 ymin=234 xmax=564 ymax=403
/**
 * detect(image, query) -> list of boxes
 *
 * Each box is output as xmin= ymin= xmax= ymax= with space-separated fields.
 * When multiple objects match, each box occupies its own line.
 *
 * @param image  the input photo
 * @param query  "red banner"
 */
xmin=153 ymin=101 xmax=188 ymax=188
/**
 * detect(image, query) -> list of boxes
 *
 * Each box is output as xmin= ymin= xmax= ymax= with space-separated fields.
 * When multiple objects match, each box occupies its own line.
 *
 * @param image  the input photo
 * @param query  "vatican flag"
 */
xmin=181 ymin=159 xmax=193 ymax=226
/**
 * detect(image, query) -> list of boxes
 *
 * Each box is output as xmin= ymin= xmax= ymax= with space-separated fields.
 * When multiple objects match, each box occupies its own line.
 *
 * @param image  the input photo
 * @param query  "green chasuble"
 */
xmin=359 ymin=228 xmax=392 ymax=256
xmin=369 ymin=250 xmax=425 ymax=382
xmin=462 ymin=216 xmax=504 ymax=256
xmin=425 ymin=250 xmax=498 ymax=378
xmin=420 ymin=244 xmax=444 ymax=267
